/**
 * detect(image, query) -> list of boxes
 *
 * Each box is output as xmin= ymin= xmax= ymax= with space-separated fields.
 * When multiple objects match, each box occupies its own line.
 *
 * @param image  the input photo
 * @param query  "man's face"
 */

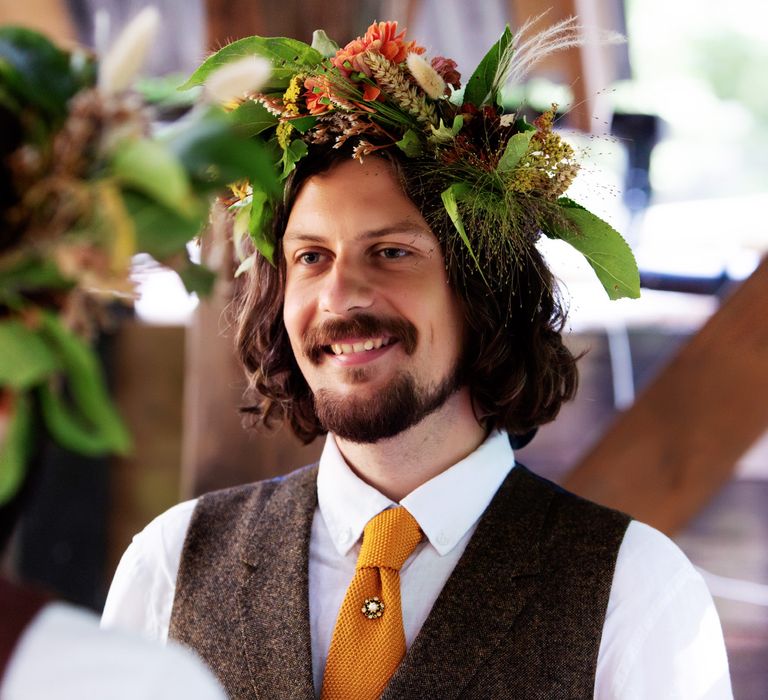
xmin=282 ymin=157 xmax=468 ymax=443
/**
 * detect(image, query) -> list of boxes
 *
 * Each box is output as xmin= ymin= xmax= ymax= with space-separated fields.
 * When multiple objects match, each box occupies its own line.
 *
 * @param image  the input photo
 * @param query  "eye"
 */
xmin=298 ymin=251 xmax=323 ymax=265
xmin=378 ymin=247 xmax=409 ymax=259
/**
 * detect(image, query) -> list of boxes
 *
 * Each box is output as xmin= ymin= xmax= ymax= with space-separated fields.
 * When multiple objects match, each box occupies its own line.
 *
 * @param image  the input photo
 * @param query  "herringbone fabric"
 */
xmin=321 ymin=507 xmax=422 ymax=700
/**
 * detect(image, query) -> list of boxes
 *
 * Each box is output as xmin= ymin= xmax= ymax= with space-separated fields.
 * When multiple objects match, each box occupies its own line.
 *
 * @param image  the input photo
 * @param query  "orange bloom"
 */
xmin=362 ymin=83 xmax=381 ymax=101
xmin=303 ymin=76 xmax=333 ymax=115
xmin=332 ymin=21 xmax=425 ymax=77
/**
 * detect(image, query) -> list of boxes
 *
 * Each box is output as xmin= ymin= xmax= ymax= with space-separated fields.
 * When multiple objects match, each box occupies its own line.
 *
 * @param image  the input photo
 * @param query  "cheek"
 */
xmin=282 ymin=284 xmax=308 ymax=355
xmin=437 ymin=290 xmax=466 ymax=361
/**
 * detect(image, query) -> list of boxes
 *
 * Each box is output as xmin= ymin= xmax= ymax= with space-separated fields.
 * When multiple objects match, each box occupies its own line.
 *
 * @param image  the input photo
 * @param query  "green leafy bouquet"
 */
xmin=0 ymin=11 xmax=276 ymax=505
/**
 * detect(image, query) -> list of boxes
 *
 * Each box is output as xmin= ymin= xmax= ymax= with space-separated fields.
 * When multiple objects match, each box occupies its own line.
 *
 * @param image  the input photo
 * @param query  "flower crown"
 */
xmin=186 ymin=18 xmax=639 ymax=299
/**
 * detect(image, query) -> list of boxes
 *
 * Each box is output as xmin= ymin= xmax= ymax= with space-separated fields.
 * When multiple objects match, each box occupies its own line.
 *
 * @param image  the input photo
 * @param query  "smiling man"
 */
xmin=281 ymin=156 xmax=480 ymax=500
xmin=103 ymin=20 xmax=732 ymax=699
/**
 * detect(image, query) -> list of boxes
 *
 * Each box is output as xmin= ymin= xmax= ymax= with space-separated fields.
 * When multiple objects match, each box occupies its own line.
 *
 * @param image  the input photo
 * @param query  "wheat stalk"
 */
xmin=363 ymin=52 xmax=437 ymax=126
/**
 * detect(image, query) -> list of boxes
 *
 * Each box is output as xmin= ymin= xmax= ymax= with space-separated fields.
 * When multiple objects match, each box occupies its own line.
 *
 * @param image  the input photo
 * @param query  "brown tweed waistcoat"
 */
xmin=169 ymin=464 xmax=630 ymax=699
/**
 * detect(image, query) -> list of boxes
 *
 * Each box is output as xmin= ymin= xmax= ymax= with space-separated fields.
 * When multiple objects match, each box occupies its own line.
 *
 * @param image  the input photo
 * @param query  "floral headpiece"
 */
xmin=186 ymin=17 xmax=639 ymax=299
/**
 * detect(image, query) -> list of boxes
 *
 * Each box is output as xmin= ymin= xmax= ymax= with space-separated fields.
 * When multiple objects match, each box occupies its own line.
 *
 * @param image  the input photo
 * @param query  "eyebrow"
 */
xmin=283 ymin=220 xmax=431 ymax=244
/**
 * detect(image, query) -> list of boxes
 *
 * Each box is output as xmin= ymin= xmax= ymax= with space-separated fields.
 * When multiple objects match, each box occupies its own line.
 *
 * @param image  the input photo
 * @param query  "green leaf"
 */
xmin=163 ymin=108 xmax=280 ymax=197
xmin=311 ymin=29 xmax=339 ymax=58
xmin=463 ymin=26 xmax=513 ymax=107
xmin=0 ymin=319 xmax=60 ymax=389
xmin=178 ymin=261 xmax=217 ymax=296
xmin=0 ymin=391 xmax=33 ymax=506
xmin=248 ymin=188 xmax=275 ymax=263
xmin=0 ymin=257 xmax=71 ymax=306
xmin=0 ymin=27 xmax=94 ymax=127
xmin=514 ymin=116 xmax=536 ymax=133
xmin=231 ymin=198 xmax=252 ymax=256
xmin=112 ymin=138 xmax=194 ymax=216
xmin=441 ymin=184 xmax=489 ymax=286
xmin=395 ymin=129 xmax=423 ymax=157
xmin=229 ymin=99 xmax=278 ymax=137
xmin=288 ymin=115 xmax=318 ymax=134
xmin=121 ymin=190 xmax=202 ymax=260
xmin=428 ymin=115 xmax=464 ymax=143
xmin=37 ymin=312 xmax=131 ymax=456
xmin=135 ymin=73 xmax=199 ymax=108
xmin=497 ymin=131 xmax=534 ymax=172
xmin=281 ymin=138 xmax=308 ymax=179
xmin=546 ymin=198 xmax=640 ymax=300
xmin=181 ymin=36 xmax=323 ymax=90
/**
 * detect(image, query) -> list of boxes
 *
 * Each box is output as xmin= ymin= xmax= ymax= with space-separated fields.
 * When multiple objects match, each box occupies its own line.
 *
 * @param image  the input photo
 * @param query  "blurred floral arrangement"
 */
xmin=0 ymin=8 xmax=276 ymax=504
xmin=183 ymin=16 xmax=639 ymax=296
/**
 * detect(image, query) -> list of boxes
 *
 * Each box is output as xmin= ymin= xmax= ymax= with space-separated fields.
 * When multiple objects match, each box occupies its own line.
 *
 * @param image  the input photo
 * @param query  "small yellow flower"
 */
xmin=276 ymin=74 xmax=305 ymax=149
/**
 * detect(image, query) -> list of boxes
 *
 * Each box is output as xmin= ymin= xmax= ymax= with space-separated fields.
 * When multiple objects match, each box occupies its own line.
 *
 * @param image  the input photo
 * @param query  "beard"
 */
xmin=301 ymin=313 xmax=463 ymax=443
xmin=313 ymin=367 xmax=463 ymax=444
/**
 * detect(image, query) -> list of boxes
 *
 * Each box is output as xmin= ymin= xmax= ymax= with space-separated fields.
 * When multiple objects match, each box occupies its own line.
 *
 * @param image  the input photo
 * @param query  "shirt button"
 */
xmin=436 ymin=532 xmax=450 ymax=546
xmin=338 ymin=528 xmax=352 ymax=545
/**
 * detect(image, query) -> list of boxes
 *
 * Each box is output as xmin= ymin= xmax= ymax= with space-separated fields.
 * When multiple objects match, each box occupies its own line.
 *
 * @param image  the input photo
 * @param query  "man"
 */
xmin=103 ymin=20 xmax=732 ymax=698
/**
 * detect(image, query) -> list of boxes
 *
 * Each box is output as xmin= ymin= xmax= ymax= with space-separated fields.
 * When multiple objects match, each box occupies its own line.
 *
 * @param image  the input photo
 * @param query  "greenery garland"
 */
xmin=183 ymin=20 xmax=640 ymax=299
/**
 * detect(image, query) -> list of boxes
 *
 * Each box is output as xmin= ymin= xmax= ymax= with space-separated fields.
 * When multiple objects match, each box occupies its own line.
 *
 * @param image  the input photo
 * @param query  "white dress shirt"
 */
xmin=102 ymin=431 xmax=732 ymax=699
xmin=3 ymin=602 xmax=225 ymax=700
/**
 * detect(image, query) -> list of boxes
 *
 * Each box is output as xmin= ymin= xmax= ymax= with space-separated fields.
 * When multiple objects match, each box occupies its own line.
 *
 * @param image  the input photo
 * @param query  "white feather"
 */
xmin=505 ymin=12 xmax=625 ymax=89
xmin=98 ymin=7 xmax=161 ymax=95
xmin=406 ymin=52 xmax=446 ymax=100
xmin=204 ymin=56 xmax=273 ymax=104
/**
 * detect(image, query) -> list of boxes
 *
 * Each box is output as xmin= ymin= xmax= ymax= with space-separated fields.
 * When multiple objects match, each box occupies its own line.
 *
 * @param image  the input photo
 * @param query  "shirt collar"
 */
xmin=316 ymin=430 xmax=515 ymax=557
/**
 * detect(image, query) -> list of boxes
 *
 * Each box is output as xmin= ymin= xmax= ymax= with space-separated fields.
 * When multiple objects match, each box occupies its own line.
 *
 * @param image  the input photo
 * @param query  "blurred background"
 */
xmin=1 ymin=0 xmax=766 ymax=696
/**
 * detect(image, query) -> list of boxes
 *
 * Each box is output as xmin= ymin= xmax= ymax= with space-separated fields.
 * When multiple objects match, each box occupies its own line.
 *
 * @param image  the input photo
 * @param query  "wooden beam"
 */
xmin=204 ymin=0 xmax=365 ymax=50
xmin=507 ymin=0 xmax=625 ymax=134
xmin=563 ymin=257 xmax=768 ymax=533
xmin=108 ymin=323 xmax=185 ymax=575
xmin=204 ymin=0 xmax=265 ymax=49
xmin=0 ymin=0 xmax=76 ymax=46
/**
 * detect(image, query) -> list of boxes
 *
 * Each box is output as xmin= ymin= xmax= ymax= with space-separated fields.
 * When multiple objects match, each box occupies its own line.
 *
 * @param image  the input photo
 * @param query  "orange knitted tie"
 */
xmin=321 ymin=507 xmax=422 ymax=700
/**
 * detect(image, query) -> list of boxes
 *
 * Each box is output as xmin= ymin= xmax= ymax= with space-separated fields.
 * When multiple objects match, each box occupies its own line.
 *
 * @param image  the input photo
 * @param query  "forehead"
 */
xmin=283 ymin=157 xmax=435 ymax=243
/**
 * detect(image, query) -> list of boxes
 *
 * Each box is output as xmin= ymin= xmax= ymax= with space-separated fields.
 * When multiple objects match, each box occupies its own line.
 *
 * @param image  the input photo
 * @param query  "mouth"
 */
xmin=324 ymin=336 xmax=395 ymax=356
xmin=302 ymin=314 xmax=417 ymax=365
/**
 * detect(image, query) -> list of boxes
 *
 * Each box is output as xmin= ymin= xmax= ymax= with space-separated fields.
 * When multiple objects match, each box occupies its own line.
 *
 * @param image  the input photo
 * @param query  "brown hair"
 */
xmin=235 ymin=144 xmax=578 ymax=444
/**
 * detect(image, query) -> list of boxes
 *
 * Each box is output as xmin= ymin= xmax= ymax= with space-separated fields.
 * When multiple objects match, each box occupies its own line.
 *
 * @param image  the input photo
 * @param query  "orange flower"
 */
xmin=362 ymin=83 xmax=381 ymax=101
xmin=332 ymin=21 xmax=425 ymax=77
xmin=303 ymin=76 xmax=333 ymax=115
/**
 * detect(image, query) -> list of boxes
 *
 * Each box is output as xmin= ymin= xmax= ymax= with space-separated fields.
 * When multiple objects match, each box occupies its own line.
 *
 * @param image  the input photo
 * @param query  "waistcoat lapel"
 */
xmin=237 ymin=467 xmax=318 ymax=699
xmin=381 ymin=467 xmax=551 ymax=700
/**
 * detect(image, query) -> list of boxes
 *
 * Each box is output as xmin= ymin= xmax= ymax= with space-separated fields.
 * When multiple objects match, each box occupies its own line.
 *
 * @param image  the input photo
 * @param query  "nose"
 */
xmin=318 ymin=257 xmax=374 ymax=315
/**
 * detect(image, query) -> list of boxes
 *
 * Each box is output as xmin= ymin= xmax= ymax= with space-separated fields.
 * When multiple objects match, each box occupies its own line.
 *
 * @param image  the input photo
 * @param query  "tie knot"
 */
xmin=357 ymin=507 xmax=422 ymax=571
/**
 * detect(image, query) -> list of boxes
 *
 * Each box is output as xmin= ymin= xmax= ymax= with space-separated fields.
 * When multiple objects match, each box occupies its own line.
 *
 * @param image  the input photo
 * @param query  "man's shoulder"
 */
xmin=511 ymin=463 xmax=632 ymax=531
xmin=194 ymin=462 xmax=319 ymax=517
xmin=179 ymin=462 xmax=320 ymax=562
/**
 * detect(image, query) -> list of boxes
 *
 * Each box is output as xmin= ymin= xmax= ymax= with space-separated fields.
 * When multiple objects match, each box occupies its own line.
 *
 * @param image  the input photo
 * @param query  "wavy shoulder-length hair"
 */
xmin=235 ymin=143 xmax=578 ymax=444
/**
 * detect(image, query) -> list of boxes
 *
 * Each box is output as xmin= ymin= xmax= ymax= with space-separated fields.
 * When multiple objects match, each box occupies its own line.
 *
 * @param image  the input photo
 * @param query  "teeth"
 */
xmin=329 ymin=337 xmax=389 ymax=355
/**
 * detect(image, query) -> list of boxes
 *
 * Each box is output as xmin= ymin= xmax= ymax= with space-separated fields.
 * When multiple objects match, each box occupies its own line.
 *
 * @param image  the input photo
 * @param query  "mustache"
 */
xmin=302 ymin=313 xmax=418 ymax=363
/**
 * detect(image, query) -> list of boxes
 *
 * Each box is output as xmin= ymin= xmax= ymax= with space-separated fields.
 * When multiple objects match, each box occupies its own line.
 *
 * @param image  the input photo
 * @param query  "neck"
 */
xmin=334 ymin=387 xmax=487 ymax=501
